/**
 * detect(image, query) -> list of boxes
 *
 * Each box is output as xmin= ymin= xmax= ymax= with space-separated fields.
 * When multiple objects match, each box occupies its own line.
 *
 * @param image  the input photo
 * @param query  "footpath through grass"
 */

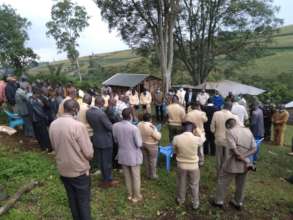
xmin=0 ymin=126 xmax=293 ymax=220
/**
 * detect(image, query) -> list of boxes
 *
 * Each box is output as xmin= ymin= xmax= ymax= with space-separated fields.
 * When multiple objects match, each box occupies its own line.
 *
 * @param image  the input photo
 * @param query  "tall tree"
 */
xmin=0 ymin=4 xmax=37 ymax=75
xmin=46 ymin=0 xmax=89 ymax=81
xmin=175 ymin=0 xmax=282 ymax=84
xmin=96 ymin=0 xmax=180 ymax=92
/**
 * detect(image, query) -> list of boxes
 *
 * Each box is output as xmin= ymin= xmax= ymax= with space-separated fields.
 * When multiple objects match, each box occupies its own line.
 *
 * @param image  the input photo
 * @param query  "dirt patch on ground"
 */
xmin=0 ymin=130 xmax=40 ymax=151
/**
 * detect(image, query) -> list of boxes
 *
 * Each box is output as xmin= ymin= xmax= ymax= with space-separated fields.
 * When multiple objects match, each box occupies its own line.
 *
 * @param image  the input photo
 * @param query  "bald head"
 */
xmin=223 ymin=101 xmax=233 ymax=111
xmin=95 ymin=95 xmax=104 ymax=107
xmin=64 ymin=99 xmax=80 ymax=115
xmin=83 ymin=93 xmax=92 ymax=105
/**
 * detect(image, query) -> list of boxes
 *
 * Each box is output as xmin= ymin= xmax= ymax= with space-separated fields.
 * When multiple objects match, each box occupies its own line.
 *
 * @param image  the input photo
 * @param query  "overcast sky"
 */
xmin=1 ymin=0 xmax=292 ymax=62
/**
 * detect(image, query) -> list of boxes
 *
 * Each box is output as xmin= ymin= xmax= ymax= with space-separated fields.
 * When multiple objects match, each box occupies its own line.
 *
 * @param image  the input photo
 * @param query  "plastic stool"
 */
xmin=158 ymin=144 xmax=174 ymax=173
xmin=4 ymin=110 xmax=24 ymax=128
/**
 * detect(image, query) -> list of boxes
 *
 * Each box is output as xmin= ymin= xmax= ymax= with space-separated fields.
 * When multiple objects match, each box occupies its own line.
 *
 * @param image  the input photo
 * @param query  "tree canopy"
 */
xmin=46 ymin=0 xmax=90 ymax=81
xmin=175 ymin=0 xmax=282 ymax=84
xmin=0 ymin=4 xmax=37 ymax=75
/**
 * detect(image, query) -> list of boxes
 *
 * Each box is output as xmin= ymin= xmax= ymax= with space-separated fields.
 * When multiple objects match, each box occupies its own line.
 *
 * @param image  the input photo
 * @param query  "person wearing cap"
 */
xmin=212 ymin=118 xmax=256 ymax=210
xmin=167 ymin=95 xmax=186 ymax=143
xmin=272 ymin=104 xmax=289 ymax=146
xmin=140 ymin=88 xmax=152 ymax=114
xmin=138 ymin=113 xmax=161 ymax=179
xmin=173 ymin=121 xmax=206 ymax=210
xmin=211 ymin=101 xmax=238 ymax=175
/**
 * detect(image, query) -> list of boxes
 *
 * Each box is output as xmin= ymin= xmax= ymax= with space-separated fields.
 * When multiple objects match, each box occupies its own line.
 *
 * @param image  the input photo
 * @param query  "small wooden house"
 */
xmin=102 ymin=73 xmax=162 ymax=94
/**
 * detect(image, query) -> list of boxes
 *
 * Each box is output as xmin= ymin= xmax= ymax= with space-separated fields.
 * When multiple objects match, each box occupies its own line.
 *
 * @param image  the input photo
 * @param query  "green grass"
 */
xmin=0 ymin=125 xmax=293 ymax=219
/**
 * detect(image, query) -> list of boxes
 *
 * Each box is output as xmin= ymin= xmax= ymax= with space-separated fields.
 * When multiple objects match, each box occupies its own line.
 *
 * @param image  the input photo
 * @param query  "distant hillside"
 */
xmin=28 ymin=25 xmax=293 ymax=93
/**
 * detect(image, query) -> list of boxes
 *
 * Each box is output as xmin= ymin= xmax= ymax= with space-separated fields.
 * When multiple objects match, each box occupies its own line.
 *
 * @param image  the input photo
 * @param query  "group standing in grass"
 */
xmin=0 ymin=75 xmax=290 ymax=220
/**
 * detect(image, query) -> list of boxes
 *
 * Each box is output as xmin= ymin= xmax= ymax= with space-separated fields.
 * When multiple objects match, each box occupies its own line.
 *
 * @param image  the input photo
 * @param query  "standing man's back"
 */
xmin=211 ymin=101 xmax=237 ymax=173
xmin=49 ymin=99 xmax=93 ymax=220
xmin=112 ymin=108 xmax=143 ymax=203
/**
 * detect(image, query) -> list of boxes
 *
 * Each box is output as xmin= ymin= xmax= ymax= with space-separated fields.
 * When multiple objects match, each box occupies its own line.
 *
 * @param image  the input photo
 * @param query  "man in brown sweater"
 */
xmin=138 ymin=113 xmax=162 ymax=179
xmin=49 ymin=99 xmax=93 ymax=220
xmin=173 ymin=121 xmax=206 ymax=210
xmin=167 ymin=95 xmax=186 ymax=142
xmin=272 ymin=105 xmax=289 ymax=146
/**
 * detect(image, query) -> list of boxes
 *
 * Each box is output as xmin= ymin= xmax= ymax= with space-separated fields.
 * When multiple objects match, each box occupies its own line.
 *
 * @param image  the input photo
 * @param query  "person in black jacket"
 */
xmin=202 ymin=98 xmax=217 ymax=155
xmin=184 ymin=88 xmax=196 ymax=112
xmin=105 ymin=98 xmax=122 ymax=170
xmin=86 ymin=95 xmax=118 ymax=188
xmin=29 ymin=87 xmax=52 ymax=152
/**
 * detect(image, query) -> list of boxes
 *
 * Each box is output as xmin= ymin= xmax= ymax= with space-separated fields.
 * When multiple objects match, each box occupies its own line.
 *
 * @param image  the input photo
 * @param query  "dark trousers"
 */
xmin=32 ymin=121 xmax=51 ymax=151
xmin=264 ymin=121 xmax=272 ymax=141
xmin=61 ymin=175 xmax=91 ymax=220
xmin=96 ymin=148 xmax=113 ymax=182
xmin=155 ymin=105 xmax=164 ymax=122
xmin=204 ymin=131 xmax=215 ymax=155
xmin=168 ymin=125 xmax=182 ymax=143
xmin=112 ymin=142 xmax=121 ymax=169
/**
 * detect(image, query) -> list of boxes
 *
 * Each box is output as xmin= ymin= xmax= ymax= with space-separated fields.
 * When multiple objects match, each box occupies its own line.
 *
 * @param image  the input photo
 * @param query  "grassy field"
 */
xmin=0 ymin=125 xmax=293 ymax=220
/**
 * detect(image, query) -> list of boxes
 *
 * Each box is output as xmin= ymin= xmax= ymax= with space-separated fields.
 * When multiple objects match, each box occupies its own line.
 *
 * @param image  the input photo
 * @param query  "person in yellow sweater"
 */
xmin=185 ymin=102 xmax=208 ymax=166
xmin=129 ymin=89 xmax=140 ymax=121
xmin=102 ymin=90 xmax=110 ymax=108
xmin=167 ymin=95 xmax=186 ymax=142
xmin=138 ymin=113 xmax=161 ymax=179
xmin=272 ymin=105 xmax=289 ymax=146
xmin=140 ymin=88 xmax=152 ymax=114
xmin=173 ymin=121 xmax=206 ymax=210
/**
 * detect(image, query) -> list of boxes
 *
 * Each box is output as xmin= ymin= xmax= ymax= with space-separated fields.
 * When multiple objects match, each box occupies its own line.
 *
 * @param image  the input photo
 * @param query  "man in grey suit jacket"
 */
xmin=86 ymin=95 xmax=118 ymax=188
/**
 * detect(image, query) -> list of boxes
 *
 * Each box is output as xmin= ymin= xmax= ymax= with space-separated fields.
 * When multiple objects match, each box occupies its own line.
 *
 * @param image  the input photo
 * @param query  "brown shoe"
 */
xmin=99 ymin=180 xmax=119 ymax=188
xmin=108 ymin=180 xmax=119 ymax=187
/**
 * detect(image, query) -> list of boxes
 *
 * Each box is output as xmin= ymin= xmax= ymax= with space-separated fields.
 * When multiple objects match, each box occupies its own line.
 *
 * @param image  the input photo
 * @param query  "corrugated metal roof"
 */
xmin=194 ymin=80 xmax=265 ymax=97
xmin=102 ymin=73 xmax=149 ymax=88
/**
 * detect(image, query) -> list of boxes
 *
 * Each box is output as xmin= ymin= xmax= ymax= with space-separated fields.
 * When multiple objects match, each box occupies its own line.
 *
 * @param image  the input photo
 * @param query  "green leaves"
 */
xmin=0 ymin=4 xmax=37 ymax=75
xmin=46 ymin=0 xmax=89 ymax=81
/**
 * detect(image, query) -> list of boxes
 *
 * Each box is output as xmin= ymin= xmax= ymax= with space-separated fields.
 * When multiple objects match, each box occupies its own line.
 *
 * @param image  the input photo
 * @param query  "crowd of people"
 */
xmin=0 ymin=75 xmax=290 ymax=220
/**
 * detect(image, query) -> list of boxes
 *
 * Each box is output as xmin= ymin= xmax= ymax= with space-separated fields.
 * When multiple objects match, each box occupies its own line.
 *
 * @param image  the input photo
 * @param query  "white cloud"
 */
xmin=0 ymin=0 xmax=128 ymax=61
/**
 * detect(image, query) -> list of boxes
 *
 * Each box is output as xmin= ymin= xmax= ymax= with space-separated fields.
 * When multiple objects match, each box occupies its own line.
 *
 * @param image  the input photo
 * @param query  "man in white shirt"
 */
xmin=196 ymin=89 xmax=209 ymax=106
xmin=231 ymin=97 xmax=248 ymax=125
xmin=176 ymin=88 xmax=186 ymax=106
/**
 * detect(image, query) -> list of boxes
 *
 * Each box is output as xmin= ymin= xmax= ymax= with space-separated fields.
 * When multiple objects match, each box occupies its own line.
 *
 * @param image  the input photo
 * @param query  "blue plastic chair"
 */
xmin=250 ymin=138 xmax=264 ymax=164
xmin=158 ymin=144 xmax=174 ymax=173
xmin=4 ymin=110 xmax=24 ymax=128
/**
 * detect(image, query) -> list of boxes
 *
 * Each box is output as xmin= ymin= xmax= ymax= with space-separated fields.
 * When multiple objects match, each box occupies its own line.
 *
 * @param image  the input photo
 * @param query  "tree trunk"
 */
xmin=0 ymin=181 xmax=39 ymax=216
xmin=75 ymin=58 xmax=82 ymax=82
